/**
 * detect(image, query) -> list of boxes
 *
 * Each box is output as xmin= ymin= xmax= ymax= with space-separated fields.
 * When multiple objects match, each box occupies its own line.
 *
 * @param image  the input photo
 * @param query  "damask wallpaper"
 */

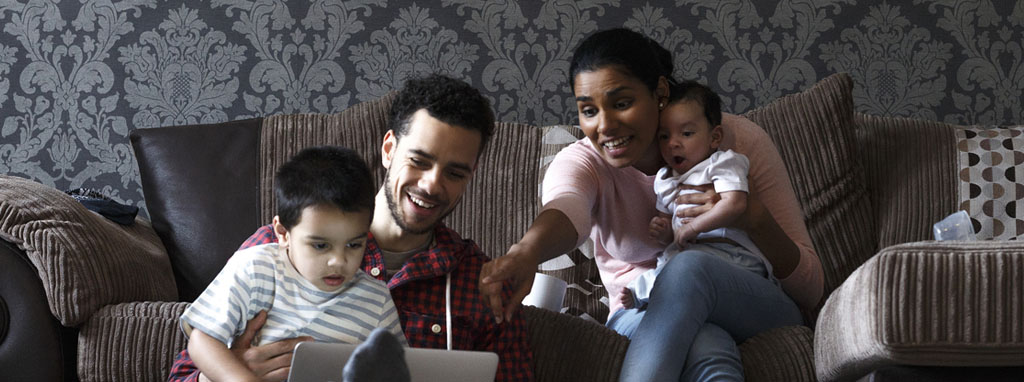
xmin=1 ymin=0 xmax=1023 ymax=212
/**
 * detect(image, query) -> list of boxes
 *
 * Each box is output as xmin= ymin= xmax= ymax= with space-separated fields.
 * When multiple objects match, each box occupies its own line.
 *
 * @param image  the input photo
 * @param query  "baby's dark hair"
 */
xmin=569 ymin=28 xmax=674 ymax=92
xmin=274 ymin=146 xmax=375 ymax=230
xmin=667 ymin=81 xmax=723 ymax=127
xmin=389 ymin=74 xmax=494 ymax=150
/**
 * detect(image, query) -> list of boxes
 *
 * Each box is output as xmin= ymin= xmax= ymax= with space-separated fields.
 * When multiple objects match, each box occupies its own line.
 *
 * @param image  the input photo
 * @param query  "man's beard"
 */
xmin=383 ymin=170 xmax=453 ymax=235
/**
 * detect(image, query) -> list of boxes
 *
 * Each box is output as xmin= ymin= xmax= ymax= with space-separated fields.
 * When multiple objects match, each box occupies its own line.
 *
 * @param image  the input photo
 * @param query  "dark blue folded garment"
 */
xmin=64 ymin=188 xmax=139 ymax=225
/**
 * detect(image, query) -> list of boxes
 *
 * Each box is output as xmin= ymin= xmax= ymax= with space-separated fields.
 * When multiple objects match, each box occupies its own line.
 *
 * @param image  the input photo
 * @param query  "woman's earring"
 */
xmin=658 ymin=102 xmax=665 ymax=110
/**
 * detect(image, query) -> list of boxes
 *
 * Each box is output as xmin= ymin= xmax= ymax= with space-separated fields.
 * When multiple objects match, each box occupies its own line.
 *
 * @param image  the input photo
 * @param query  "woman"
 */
xmin=480 ymin=28 xmax=824 ymax=381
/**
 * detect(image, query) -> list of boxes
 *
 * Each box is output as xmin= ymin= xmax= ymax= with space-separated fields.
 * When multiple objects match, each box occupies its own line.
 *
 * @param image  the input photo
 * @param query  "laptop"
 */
xmin=287 ymin=341 xmax=499 ymax=382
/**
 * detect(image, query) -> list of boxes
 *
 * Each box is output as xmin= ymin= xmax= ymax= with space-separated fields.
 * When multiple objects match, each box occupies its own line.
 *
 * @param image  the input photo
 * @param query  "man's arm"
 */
xmin=188 ymin=330 xmax=260 ymax=382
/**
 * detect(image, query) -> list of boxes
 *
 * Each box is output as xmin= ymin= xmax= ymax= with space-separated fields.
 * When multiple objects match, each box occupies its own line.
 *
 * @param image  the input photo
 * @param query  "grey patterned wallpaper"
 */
xmin=2 ymin=0 xmax=1023 ymax=213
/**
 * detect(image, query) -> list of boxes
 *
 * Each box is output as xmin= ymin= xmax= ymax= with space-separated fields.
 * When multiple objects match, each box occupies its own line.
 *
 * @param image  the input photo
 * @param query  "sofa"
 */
xmin=2 ymin=72 xmax=1023 ymax=382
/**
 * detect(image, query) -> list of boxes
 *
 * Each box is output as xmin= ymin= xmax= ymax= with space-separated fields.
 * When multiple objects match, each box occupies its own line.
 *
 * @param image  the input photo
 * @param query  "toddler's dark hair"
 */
xmin=275 ymin=146 xmax=374 ymax=229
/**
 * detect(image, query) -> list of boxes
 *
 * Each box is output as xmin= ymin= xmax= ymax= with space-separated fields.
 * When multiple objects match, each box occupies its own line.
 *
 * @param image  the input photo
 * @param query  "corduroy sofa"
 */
xmin=2 ymin=72 xmax=1023 ymax=382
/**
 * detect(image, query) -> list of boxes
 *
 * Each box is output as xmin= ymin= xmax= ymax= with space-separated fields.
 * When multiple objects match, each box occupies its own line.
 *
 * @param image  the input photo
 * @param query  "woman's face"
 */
xmin=573 ymin=67 xmax=666 ymax=171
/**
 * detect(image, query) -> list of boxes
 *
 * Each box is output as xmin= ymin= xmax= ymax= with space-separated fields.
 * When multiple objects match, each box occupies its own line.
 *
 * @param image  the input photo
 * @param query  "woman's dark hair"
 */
xmin=274 ymin=146 xmax=375 ymax=229
xmin=569 ymin=28 xmax=675 ymax=92
xmin=667 ymin=81 xmax=723 ymax=127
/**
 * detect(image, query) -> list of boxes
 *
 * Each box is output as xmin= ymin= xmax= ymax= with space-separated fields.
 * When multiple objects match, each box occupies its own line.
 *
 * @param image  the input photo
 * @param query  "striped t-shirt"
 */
xmin=180 ymin=243 xmax=405 ymax=346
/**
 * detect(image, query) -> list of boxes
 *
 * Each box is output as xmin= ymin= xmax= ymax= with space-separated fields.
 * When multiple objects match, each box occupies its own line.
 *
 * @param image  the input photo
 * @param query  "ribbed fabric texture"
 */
xmin=444 ymin=122 xmax=543 ymax=258
xmin=855 ymin=113 xmax=959 ymax=247
xmin=522 ymin=305 xmax=628 ymax=382
xmin=745 ymin=72 xmax=877 ymax=298
xmin=0 ymin=175 xmax=176 ymax=327
xmin=815 ymin=241 xmax=1024 ymax=381
xmin=739 ymin=325 xmax=816 ymax=382
xmin=259 ymin=93 xmax=396 ymax=224
xmin=78 ymin=302 xmax=190 ymax=382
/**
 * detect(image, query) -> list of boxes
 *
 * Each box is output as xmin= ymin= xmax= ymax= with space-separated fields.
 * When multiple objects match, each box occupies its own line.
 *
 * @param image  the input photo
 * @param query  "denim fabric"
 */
xmin=608 ymin=250 xmax=802 ymax=382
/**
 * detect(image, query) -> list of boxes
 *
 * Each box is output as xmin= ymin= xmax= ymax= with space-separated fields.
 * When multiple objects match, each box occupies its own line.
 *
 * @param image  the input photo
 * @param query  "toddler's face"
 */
xmin=277 ymin=204 xmax=371 ymax=292
xmin=657 ymin=100 xmax=721 ymax=174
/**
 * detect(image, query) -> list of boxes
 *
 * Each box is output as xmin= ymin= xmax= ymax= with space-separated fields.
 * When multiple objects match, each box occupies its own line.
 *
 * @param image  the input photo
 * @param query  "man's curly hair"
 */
xmin=389 ymin=74 xmax=494 ymax=150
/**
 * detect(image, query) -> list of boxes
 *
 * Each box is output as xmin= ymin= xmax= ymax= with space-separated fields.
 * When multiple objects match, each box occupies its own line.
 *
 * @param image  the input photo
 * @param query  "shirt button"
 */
xmin=431 ymin=324 xmax=442 ymax=334
xmin=370 ymin=267 xmax=381 ymax=277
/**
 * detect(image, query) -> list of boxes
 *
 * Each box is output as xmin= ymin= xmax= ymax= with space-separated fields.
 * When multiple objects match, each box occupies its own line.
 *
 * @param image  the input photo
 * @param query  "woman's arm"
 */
xmin=480 ymin=208 xmax=579 ymax=323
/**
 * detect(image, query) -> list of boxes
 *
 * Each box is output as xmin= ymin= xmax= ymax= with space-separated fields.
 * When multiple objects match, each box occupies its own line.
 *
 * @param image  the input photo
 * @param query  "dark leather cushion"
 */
xmin=130 ymin=118 xmax=263 ymax=302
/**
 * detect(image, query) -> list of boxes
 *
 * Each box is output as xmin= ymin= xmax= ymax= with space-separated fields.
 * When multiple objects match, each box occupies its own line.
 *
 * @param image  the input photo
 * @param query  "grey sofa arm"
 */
xmin=814 ymin=241 xmax=1024 ymax=381
xmin=522 ymin=305 xmax=628 ymax=381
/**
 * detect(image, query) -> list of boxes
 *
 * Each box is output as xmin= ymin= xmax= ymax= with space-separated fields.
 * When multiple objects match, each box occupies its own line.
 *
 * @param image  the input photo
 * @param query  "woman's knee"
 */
xmin=659 ymin=250 xmax=721 ymax=285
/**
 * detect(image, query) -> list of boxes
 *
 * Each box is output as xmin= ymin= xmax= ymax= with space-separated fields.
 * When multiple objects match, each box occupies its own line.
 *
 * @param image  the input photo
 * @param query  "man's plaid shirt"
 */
xmin=168 ymin=224 xmax=533 ymax=381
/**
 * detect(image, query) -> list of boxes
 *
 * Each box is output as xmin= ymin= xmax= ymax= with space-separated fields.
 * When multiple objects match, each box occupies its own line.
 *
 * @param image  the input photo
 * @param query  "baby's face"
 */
xmin=657 ymin=100 xmax=720 ymax=173
xmin=278 ymin=204 xmax=370 ymax=292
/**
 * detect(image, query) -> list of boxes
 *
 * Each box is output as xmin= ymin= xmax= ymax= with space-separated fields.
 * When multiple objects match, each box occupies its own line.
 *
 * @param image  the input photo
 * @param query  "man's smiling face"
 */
xmin=382 ymin=109 xmax=482 ymax=234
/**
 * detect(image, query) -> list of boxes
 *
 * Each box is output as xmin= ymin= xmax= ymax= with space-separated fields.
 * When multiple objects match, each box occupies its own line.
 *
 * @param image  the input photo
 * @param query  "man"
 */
xmin=168 ymin=74 xmax=533 ymax=382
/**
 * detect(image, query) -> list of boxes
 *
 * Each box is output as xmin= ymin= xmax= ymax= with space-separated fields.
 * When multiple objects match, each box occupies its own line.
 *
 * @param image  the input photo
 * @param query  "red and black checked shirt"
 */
xmin=168 ymin=224 xmax=533 ymax=381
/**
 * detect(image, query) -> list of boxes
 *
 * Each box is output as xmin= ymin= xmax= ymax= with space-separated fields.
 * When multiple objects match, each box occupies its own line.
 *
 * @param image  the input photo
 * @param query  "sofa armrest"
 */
xmin=78 ymin=302 xmax=189 ymax=382
xmin=814 ymin=241 xmax=1024 ymax=382
xmin=522 ymin=305 xmax=627 ymax=382
xmin=739 ymin=325 xmax=816 ymax=382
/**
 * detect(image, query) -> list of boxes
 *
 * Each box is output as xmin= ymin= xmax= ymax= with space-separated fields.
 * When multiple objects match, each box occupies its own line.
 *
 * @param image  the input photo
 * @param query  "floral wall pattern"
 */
xmin=2 ymin=0 xmax=1023 ymax=212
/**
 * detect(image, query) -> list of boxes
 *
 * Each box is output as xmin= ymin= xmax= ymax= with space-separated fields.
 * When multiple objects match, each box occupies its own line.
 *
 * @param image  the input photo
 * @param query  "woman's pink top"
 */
xmin=542 ymin=114 xmax=824 ymax=314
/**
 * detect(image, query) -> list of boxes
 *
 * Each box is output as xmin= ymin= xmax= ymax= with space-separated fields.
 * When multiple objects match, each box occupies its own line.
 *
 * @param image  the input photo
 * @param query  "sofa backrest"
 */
xmin=854 ymin=113 xmax=959 ymax=247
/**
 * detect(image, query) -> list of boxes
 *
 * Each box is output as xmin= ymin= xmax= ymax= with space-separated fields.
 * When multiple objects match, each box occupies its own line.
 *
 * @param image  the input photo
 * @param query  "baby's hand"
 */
xmin=618 ymin=287 xmax=635 ymax=309
xmin=648 ymin=216 xmax=672 ymax=245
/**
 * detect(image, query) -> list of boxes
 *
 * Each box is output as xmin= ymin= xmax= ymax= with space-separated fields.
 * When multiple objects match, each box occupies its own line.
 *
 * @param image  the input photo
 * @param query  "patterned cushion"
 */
xmin=955 ymin=126 xmax=1024 ymax=240
xmin=0 ymin=175 xmax=177 ymax=326
xmin=535 ymin=125 xmax=609 ymax=323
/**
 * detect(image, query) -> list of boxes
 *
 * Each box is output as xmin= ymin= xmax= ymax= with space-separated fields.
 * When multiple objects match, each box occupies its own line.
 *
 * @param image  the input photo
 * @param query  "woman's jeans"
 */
xmin=607 ymin=249 xmax=802 ymax=382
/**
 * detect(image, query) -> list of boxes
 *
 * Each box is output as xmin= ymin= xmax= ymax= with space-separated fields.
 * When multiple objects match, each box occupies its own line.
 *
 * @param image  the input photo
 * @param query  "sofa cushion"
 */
xmin=130 ymin=117 xmax=263 ymax=302
xmin=953 ymin=125 xmax=1024 ymax=240
xmin=78 ymin=301 xmax=190 ymax=382
xmin=534 ymin=125 xmax=609 ymax=323
xmin=855 ymin=113 xmax=959 ymax=247
xmin=0 ymin=175 xmax=176 ymax=326
xmin=256 ymin=93 xmax=395 ymax=225
xmin=814 ymin=241 xmax=1024 ymax=381
xmin=744 ymin=72 xmax=875 ymax=299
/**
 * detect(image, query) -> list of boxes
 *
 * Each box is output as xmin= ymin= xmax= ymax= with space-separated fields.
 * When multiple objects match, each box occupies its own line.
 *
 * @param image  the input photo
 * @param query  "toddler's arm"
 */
xmin=675 ymin=190 xmax=747 ymax=245
xmin=189 ymin=329 xmax=261 ymax=382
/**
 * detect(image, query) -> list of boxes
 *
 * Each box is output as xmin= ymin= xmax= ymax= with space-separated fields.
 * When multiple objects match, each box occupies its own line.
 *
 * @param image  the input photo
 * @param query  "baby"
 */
xmin=180 ymin=146 xmax=405 ymax=382
xmin=623 ymin=81 xmax=776 ymax=309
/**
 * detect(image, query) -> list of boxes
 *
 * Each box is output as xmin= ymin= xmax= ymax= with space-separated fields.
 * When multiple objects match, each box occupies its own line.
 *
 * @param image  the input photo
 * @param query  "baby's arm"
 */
xmin=675 ymin=190 xmax=747 ymax=245
xmin=189 ymin=329 xmax=260 ymax=382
